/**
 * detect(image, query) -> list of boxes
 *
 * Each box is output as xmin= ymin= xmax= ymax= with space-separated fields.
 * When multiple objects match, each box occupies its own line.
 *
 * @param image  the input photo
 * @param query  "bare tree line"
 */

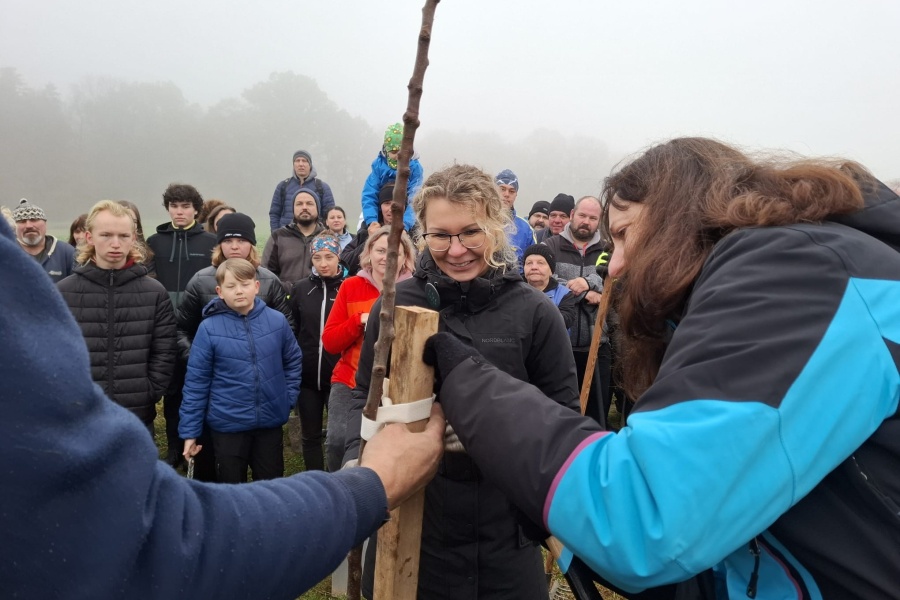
xmin=1 ymin=67 xmax=616 ymax=230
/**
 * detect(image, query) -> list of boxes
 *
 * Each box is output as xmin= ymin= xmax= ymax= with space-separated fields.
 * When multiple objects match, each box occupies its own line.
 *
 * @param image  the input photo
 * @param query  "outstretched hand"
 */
xmin=360 ymin=403 xmax=446 ymax=510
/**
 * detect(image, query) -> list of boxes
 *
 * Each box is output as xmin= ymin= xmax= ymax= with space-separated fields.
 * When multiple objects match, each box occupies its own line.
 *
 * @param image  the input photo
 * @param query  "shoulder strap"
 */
xmin=280 ymin=177 xmax=291 ymax=207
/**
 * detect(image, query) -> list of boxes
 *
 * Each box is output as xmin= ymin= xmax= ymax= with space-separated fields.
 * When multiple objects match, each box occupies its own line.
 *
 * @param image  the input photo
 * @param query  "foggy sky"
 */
xmin=2 ymin=0 xmax=899 ymax=179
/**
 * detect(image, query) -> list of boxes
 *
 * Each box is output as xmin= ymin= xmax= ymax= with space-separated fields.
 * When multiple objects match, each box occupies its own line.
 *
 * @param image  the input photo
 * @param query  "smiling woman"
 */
xmin=345 ymin=164 xmax=581 ymax=599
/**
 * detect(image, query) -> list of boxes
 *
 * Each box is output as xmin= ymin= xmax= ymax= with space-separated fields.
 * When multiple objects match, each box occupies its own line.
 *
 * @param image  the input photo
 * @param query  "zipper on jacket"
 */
xmin=317 ymin=281 xmax=326 ymax=391
xmin=850 ymin=454 xmax=900 ymax=519
xmin=107 ymin=270 xmax=116 ymax=396
xmin=746 ymin=537 xmax=760 ymax=598
xmin=243 ymin=315 xmax=262 ymax=428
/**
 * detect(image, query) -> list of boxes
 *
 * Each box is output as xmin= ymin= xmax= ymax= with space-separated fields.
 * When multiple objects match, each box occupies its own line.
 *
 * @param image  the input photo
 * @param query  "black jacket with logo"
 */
xmin=146 ymin=222 xmax=217 ymax=310
xmin=347 ymin=250 xmax=579 ymax=599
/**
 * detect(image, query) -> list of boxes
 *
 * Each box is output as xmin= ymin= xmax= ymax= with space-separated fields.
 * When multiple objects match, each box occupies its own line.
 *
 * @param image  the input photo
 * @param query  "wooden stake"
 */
xmin=579 ymin=278 xmax=615 ymax=416
xmin=372 ymin=306 xmax=439 ymax=599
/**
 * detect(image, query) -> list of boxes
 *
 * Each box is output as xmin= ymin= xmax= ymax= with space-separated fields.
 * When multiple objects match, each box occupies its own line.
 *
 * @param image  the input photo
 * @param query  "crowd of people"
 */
xmin=3 ymin=130 xmax=900 ymax=599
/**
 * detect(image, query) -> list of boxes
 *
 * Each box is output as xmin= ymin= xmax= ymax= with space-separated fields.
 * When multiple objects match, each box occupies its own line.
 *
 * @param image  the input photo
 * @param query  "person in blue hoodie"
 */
xmin=180 ymin=258 xmax=302 ymax=483
xmin=496 ymin=168 xmax=536 ymax=267
xmin=0 ymin=212 xmax=446 ymax=598
xmin=360 ymin=122 xmax=423 ymax=234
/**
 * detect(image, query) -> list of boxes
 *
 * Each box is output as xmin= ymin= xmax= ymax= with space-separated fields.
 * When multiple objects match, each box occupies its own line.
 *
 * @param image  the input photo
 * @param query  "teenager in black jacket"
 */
xmin=58 ymin=201 xmax=176 ymax=434
xmin=289 ymin=232 xmax=347 ymax=471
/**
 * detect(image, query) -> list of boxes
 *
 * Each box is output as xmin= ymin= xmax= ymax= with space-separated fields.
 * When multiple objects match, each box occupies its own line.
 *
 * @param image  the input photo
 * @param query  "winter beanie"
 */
xmin=13 ymin=198 xmax=46 ymax=222
xmin=529 ymin=201 xmax=550 ymax=218
xmin=549 ymin=193 xmax=575 ymax=216
xmin=379 ymin=183 xmax=395 ymax=206
xmin=293 ymin=150 xmax=313 ymax=166
xmin=216 ymin=213 xmax=257 ymax=246
xmin=495 ymin=169 xmax=519 ymax=192
xmin=383 ymin=123 xmax=403 ymax=169
xmin=523 ymin=244 xmax=556 ymax=273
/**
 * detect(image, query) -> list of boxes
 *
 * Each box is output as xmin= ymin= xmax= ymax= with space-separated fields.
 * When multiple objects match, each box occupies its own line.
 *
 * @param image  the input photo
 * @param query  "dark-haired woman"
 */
xmin=348 ymin=164 xmax=579 ymax=599
xmin=425 ymin=138 xmax=900 ymax=599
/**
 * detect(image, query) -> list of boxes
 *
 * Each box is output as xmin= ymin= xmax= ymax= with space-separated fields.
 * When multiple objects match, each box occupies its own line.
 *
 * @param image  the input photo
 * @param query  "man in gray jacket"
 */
xmin=542 ymin=195 xmax=611 ymax=426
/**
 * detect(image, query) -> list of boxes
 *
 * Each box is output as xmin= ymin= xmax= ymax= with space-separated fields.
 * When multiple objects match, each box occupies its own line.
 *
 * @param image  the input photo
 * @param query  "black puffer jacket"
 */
xmin=57 ymin=262 xmax=176 ymax=425
xmin=348 ymin=250 xmax=579 ymax=599
xmin=175 ymin=265 xmax=293 ymax=361
xmin=290 ymin=268 xmax=346 ymax=391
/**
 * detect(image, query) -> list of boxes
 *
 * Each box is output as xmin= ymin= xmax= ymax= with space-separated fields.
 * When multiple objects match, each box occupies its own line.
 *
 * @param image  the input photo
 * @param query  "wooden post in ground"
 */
xmin=372 ymin=306 xmax=439 ymax=599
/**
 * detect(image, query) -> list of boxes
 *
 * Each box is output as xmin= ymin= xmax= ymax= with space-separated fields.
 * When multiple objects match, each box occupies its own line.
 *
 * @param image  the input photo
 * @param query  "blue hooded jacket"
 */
xmin=361 ymin=153 xmax=423 ymax=231
xmin=179 ymin=296 xmax=302 ymax=438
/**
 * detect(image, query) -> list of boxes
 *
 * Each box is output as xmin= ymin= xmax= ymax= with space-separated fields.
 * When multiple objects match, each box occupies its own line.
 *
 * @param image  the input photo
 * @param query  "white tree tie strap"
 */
xmin=360 ymin=392 xmax=436 ymax=441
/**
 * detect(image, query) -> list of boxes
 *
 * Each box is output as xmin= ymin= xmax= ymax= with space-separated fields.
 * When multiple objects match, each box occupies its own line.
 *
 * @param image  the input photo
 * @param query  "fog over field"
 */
xmin=2 ymin=0 xmax=898 ymax=229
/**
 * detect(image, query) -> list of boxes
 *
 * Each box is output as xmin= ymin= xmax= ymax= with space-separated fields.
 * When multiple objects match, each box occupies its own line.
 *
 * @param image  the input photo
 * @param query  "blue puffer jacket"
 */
xmin=179 ymin=297 xmax=302 ymax=438
xmin=360 ymin=153 xmax=423 ymax=230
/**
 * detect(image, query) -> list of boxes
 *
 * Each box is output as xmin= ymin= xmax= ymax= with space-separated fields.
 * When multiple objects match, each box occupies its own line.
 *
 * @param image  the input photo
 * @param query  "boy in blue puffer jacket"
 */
xmin=180 ymin=258 xmax=302 ymax=483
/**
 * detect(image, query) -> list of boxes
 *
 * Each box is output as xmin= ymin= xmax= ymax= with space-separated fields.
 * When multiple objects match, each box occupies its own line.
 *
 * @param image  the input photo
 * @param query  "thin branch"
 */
xmin=348 ymin=2 xmax=440 ymax=599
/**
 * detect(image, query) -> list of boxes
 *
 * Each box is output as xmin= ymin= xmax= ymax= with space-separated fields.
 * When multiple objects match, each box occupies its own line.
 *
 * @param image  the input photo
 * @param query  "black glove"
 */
xmin=422 ymin=332 xmax=483 ymax=388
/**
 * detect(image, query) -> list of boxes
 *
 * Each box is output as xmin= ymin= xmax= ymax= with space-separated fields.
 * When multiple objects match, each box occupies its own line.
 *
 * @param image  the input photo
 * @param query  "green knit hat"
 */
xmin=383 ymin=123 xmax=403 ymax=169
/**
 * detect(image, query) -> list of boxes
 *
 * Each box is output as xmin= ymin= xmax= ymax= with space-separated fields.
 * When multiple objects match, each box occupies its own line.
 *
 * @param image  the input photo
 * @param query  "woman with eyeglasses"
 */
xmin=347 ymin=164 xmax=580 ymax=600
xmin=321 ymin=226 xmax=416 ymax=473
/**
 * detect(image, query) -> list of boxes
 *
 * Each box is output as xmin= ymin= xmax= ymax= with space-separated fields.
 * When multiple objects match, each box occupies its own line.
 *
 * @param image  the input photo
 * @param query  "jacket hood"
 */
xmin=201 ymin=296 xmax=266 ymax=319
xmin=560 ymin=223 xmax=603 ymax=248
xmin=413 ymin=249 xmax=523 ymax=313
xmin=75 ymin=261 xmax=148 ymax=286
xmin=830 ymin=179 xmax=900 ymax=252
xmin=290 ymin=165 xmax=319 ymax=183
xmin=154 ymin=221 xmax=206 ymax=236
xmin=355 ymin=266 xmax=412 ymax=290
xmin=309 ymin=265 xmax=348 ymax=286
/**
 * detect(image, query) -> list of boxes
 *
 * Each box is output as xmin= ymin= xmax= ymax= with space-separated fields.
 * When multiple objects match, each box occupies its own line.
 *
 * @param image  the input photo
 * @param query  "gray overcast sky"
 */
xmin=2 ymin=0 xmax=898 ymax=179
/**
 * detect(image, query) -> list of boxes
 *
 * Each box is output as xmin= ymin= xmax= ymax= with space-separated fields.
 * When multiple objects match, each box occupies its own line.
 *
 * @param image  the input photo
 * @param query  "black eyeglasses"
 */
xmin=421 ymin=229 xmax=487 ymax=252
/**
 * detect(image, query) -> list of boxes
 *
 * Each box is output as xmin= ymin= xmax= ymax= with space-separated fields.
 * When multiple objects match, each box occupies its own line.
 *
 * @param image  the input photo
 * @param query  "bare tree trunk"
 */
xmin=347 ymin=2 xmax=441 ymax=599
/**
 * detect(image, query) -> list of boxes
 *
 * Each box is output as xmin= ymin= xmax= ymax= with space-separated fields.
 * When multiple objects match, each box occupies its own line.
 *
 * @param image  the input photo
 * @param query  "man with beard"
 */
xmin=268 ymin=150 xmax=335 ymax=232
xmin=263 ymin=189 xmax=326 ymax=293
xmin=13 ymin=198 xmax=75 ymax=283
xmin=543 ymin=196 xmax=611 ymax=426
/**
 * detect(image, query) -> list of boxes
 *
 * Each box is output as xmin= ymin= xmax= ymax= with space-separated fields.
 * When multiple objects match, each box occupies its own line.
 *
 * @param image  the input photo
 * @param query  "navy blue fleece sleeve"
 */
xmin=0 ymin=220 xmax=388 ymax=599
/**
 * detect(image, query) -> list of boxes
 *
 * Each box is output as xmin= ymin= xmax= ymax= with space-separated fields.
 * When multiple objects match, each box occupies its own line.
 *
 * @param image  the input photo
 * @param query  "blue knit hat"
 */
xmin=495 ymin=169 xmax=519 ymax=192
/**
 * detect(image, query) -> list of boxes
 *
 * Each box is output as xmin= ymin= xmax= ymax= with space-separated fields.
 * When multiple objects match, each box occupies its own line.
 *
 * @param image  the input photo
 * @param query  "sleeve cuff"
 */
xmin=331 ymin=467 xmax=389 ymax=545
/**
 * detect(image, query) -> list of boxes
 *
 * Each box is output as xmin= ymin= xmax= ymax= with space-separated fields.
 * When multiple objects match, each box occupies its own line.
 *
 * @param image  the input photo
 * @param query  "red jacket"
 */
xmin=321 ymin=272 xmax=380 ymax=388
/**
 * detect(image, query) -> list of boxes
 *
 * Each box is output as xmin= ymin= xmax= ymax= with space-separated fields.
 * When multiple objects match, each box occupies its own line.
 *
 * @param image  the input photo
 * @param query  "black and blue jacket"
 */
xmin=437 ymin=181 xmax=900 ymax=598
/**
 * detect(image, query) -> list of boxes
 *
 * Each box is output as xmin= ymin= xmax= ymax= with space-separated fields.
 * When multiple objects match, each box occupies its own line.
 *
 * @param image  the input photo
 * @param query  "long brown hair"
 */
xmin=602 ymin=137 xmax=869 ymax=401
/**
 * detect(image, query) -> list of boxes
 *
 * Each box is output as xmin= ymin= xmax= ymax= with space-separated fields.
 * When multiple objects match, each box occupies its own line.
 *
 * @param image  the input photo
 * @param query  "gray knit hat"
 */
xmin=13 ymin=198 xmax=46 ymax=222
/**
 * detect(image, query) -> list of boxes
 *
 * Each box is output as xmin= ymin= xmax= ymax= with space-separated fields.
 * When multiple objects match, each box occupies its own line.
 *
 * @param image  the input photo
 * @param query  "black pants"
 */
xmin=163 ymin=357 xmax=186 ymax=464
xmin=164 ymin=357 xmax=216 ymax=480
xmin=574 ymin=342 xmax=611 ymax=428
xmin=296 ymin=385 xmax=329 ymax=471
xmin=211 ymin=426 xmax=284 ymax=483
